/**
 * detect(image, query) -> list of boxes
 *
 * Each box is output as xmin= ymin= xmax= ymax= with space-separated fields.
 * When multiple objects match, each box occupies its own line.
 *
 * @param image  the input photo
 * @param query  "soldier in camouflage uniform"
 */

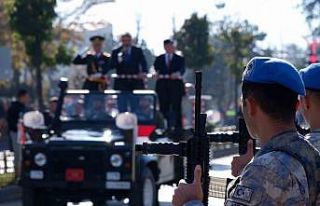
xmin=300 ymin=63 xmax=320 ymax=150
xmin=172 ymin=57 xmax=320 ymax=206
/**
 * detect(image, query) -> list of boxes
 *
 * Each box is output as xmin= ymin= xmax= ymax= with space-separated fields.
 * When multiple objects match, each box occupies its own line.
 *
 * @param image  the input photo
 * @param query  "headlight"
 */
xmin=34 ymin=153 xmax=47 ymax=167
xmin=110 ymin=154 xmax=123 ymax=167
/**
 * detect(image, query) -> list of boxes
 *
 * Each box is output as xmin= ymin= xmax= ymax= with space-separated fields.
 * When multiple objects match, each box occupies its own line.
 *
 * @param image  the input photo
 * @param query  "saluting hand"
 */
xmin=231 ymin=139 xmax=254 ymax=177
xmin=172 ymin=165 xmax=203 ymax=206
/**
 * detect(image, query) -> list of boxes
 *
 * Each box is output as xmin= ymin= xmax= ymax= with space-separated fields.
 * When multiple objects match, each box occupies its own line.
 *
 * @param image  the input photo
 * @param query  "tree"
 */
xmin=57 ymin=0 xmax=115 ymax=22
xmin=214 ymin=18 xmax=266 ymax=117
xmin=0 ymin=0 xmax=28 ymax=93
xmin=282 ymin=44 xmax=308 ymax=69
xmin=301 ymin=0 xmax=320 ymax=35
xmin=176 ymin=13 xmax=214 ymax=70
xmin=10 ymin=0 xmax=57 ymax=109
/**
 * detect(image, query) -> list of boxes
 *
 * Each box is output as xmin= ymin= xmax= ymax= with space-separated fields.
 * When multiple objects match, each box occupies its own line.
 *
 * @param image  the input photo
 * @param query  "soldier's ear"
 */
xmin=300 ymin=96 xmax=310 ymax=110
xmin=245 ymin=97 xmax=257 ymax=117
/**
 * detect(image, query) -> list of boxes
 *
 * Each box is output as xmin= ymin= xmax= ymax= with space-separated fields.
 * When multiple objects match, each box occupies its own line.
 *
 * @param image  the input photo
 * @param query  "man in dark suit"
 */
xmin=111 ymin=33 xmax=148 ymax=91
xmin=154 ymin=39 xmax=185 ymax=130
xmin=73 ymin=35 xmax=111 ymax=91
xmin=111 ymin=33 xmax=148 ymax=112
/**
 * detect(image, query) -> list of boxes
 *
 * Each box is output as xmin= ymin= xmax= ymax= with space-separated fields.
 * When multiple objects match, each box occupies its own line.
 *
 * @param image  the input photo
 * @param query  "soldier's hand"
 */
xmin=172 ymin=165 xmax=203 ymax=206
xmin=231 ymin=140 xmax=254 ymax=177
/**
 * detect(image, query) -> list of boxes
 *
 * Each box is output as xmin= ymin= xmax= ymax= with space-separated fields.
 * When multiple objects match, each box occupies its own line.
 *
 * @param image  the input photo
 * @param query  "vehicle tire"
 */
xmin=22 ymin=188 xmax=45 ymax=206
xmin=131 ymin=168 xmax=158 ymax=206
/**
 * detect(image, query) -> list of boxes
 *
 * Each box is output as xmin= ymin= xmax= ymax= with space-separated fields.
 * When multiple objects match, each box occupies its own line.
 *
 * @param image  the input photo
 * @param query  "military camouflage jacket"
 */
xmin=226 ymin=131 xmax=320 ymax=206
xmin=306 ymin=130 xmax=320 ymax=152
xmin=184 ymin=131 xmax=320 ymax=206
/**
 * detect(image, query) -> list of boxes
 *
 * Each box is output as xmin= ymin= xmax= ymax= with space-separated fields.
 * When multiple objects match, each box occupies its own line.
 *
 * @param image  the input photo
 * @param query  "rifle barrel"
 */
xmin=135 ymin=142 xmax=186 ymax=156
xmin=207 ymin=131 xmax=240 ymax=143
xmin=194 ymin=71 xmax=202 ymax=136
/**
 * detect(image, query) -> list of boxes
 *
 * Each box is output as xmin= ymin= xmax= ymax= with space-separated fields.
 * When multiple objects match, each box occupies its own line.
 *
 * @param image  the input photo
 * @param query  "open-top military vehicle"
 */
xmin=20 ymin=79 xmax=182 ymax=206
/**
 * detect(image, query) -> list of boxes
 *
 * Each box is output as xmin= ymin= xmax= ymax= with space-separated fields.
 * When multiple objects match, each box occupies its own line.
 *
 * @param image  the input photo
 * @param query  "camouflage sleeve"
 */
xmin=226 ymin=152 xmax=308 ymax=206
xmin=225 ymin=164 xmax=265 ymax=206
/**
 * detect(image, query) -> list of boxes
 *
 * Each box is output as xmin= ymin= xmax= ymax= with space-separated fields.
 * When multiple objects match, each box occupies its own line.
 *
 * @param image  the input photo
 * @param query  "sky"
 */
xmin=57 ymin=0 xmax=311 ymax=55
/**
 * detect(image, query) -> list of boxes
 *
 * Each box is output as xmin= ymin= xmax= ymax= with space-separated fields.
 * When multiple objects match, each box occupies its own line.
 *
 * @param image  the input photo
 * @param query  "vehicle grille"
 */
xmin=49 ymin=146 xmax=106 ymax=182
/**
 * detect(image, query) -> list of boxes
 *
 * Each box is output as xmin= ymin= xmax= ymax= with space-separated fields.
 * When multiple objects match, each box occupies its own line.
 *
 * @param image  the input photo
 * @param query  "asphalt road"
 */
xmin=0 ymin=155 xmax=234 ymax=206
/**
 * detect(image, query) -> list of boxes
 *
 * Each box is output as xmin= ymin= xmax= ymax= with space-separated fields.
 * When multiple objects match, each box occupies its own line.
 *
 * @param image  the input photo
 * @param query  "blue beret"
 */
xmin=300 ymin=63 xmax=320 ymax=91
xmin=242 ymin=57 xmax=306 ymax=96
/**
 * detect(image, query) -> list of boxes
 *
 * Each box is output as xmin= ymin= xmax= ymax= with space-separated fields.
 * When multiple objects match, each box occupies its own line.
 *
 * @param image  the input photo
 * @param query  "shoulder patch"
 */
xmin=232 ymin=185 xmax=253 ymax=203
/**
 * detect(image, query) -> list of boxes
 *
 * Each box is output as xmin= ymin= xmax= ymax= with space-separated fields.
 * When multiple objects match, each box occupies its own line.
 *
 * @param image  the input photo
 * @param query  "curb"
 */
xmin=0 ymin=185 xmax=21 ymax=203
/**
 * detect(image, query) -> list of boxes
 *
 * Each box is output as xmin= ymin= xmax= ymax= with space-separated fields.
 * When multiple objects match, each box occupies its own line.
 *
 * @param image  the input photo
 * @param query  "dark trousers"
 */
xmin=114 ymin=79 xmax=145 ymax=91
xmin=114 ymin=79 xmax=145 ymax=113
xmin=83 ymin=79 xmax=100 ymax=91
xmin=156 ymin=79 xmax=184 ymax=129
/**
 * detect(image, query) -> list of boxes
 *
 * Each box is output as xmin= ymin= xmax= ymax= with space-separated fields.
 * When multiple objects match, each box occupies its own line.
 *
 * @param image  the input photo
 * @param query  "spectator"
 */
xmin=43 ymin=97 xmax=58 ymax=127
xmin=0 ymin=100 xmax=7 ymax=134
xmin=7 ymin=89 xmax=30 ymax=177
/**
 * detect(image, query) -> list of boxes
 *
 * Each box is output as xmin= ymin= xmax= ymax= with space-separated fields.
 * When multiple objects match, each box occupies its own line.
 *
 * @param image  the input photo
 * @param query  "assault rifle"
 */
xmin=135 ymin=71 xmax=254 ymax=205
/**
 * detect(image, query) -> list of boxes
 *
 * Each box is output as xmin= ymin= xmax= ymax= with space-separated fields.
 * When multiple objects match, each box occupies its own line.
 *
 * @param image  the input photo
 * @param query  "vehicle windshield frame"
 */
xmin=60 ymin=90 xmax=157 ymax=127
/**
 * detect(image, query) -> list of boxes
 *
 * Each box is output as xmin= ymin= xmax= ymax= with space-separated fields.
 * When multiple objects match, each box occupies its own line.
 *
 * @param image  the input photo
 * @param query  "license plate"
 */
xmin=30 ymin=170 xmax=44 ymax=180
xmin=65 ymin=168 xmax=84 ymax=182
xmin=106 ymin=181 xmax=131 ymax=189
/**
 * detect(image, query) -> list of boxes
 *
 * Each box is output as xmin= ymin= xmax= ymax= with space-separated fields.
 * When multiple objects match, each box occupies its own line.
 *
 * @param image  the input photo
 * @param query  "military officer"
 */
xmin=73 ymin=35 xmax=110 ymax=91
xmin=172 ymin=57 xmax=320 ymax=206
xmin=154 ymin=39 xmax=185 ymax=130
xmin=300 ymin=63 xmax=320 ymax=150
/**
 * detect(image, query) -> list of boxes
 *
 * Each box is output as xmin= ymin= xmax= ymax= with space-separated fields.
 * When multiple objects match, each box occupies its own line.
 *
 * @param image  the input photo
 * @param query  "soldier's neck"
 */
xmin=310 ymin=119 xmax=320 ymax=132
xmin=258 ymin=119 xmax=296 ymax=145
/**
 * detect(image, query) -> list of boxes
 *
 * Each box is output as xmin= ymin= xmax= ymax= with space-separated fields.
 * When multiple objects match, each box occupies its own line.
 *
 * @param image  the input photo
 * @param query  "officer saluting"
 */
xmin=111 ymin=33 xmax=148 ymax=91
xmin=172 ymin=57 xmax=320 ymax=206
xmin=154 ymin=39 xmax=185 ymax=131
xmin=73 ymin=35 xmax=110 ymax=91
xmin=300 ymin=63 xmax=320 ymax=150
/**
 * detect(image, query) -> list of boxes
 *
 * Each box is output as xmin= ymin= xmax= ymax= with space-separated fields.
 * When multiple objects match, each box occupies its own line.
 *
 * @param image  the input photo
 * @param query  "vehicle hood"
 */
xmin=54 ymin=128 xmax=123 ymax=142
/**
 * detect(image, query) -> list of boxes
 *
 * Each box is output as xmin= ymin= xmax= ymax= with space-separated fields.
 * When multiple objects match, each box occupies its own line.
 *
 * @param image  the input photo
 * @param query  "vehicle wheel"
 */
xmin=22 ymin=188 xmax=45 ymax=206
xmin=132 ymin=168 xmax=158 ymax=206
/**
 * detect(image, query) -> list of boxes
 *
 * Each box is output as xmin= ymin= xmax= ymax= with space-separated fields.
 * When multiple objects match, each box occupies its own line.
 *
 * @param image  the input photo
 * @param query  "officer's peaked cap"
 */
xmin=90 ymin=35 xmax=105 ymax=42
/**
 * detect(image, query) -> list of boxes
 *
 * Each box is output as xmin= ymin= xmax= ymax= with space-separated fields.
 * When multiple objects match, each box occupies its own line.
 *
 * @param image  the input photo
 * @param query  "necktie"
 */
xmin=167 ymin=54 xmax=172 ymax=70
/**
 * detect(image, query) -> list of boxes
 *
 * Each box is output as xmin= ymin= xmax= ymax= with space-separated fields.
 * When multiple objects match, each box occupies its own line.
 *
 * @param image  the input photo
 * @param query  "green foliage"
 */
xmin=10 ymin=0 xmax=57 ymax=66
xmin=176 ymin=13 xmax=214 ymax=70
xmin=56 ymin=44 xmax=74 ymax=65
xmin=215 ymin=18 xmax=266 ymax=81
xmin=10 ymin=0 xmax=57 ymax=109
